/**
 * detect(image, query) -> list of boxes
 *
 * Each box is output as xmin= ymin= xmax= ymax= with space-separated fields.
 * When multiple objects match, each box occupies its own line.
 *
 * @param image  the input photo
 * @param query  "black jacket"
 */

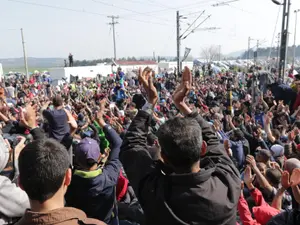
xmin=120 ymin=110 xmax=241 ymax=225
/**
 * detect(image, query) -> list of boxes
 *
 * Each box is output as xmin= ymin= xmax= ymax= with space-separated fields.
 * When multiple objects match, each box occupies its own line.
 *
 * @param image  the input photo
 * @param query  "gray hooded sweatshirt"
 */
xmin=0 ymin=135 xmax=29 ymax=225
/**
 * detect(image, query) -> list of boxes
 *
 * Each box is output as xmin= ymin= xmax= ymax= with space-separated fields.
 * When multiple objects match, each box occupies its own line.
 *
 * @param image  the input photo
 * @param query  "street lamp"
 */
xmin=271 ymin=0 xmax=291 ymax=82
xmin=292 ymin=9 xmax=300 ymax=68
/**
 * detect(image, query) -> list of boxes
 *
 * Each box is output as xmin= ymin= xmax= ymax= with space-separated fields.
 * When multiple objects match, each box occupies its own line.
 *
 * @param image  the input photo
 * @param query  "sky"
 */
xmin=0 ymin=0 xmax=300 ymax=60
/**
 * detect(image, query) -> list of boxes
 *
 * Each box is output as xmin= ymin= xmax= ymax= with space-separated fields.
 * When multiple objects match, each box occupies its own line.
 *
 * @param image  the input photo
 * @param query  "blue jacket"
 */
xmin=218 ymin=130 xmax=247 ymax=170
xmin=65 ymin=125 xmax=122 ymax=225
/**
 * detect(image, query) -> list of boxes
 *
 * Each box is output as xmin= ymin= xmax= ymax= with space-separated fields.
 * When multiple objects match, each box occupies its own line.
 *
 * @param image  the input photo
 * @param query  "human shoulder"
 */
xmin=79 ymin=218 xmax=107 ymax=225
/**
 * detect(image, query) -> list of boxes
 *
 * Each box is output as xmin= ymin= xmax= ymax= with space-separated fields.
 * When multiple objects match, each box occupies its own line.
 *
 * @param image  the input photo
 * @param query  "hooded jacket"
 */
xmin=65 ymin=125 xmax=122 ymax=225
xmin=0 ymin=127 xmax=44 ymax=225
xmin=120 ymin=110 xmax=241 ymax=225
xmin=15 ymin=207 xmax=106 ymax=225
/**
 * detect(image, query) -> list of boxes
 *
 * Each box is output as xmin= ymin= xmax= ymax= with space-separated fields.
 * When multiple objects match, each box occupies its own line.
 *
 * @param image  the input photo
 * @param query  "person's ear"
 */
xmin=64 ymin=168 xmax=72 ymax=187
xmin=201 ymin=141 xmax=207 ymax=156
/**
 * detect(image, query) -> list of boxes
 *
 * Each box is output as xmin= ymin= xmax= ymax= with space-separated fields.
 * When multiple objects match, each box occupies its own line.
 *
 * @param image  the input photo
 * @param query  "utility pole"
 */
xmin=277 ymin=33 xmax=281 ymax=69
xmin=247 ymin=37 xmax=253 ymax=69
xmin=293 ymin=9 xmax=300 ymax=68
xmin=176 ymin=11 xmax=181 ymax=76
xmin=108 ymin=16 xmax=119 ymax=60
xmin=20 ymin=28 xmax=29 ymax=80
xmin=278 ymin=0 xmax=291 ymax=81
xmin=218 ymin=45 xmax=221 ymax=61
xmin=256 ymin=40 xmax=259 ymax=66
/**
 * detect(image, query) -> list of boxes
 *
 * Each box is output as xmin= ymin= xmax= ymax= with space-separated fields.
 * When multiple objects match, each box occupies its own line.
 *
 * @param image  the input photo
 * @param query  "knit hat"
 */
xmin=0 ymin=136 xmax=9 ymax=172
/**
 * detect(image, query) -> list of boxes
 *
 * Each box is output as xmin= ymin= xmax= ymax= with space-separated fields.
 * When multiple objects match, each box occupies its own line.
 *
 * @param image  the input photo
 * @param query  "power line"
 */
xmin=6 ymin=0 xmax=108 ymax=16
xmin=146 ymin=0 xmax=176 ymax=10
xmin=269 ymin=6 xmax=281 ymax=59
xmin=91 ymin=0 xmax=173 ymax=22
xmin=212 ymin=0 xmax=240 ymax=7
xmin=182 ymin=15 xmax=211 ymax=39
xmin=180 ymin=10 xmax=205 ymax=39
xmin=5 ymin=0 xmax=173 ymax=27
xmin=121 ymin=0 xmax=217 ymax=18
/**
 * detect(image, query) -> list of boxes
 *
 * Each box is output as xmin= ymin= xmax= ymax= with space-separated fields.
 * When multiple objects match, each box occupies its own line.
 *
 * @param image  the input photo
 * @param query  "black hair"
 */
xmin=157 ymin=117 xmax=202 ymax=171
xmin=232 ymin=116 xmax=242 ymax=126
xmin=18 ymin=139 xmax=70 ymax=203
xmin=233 ymin=129 xmax=245 ymax=141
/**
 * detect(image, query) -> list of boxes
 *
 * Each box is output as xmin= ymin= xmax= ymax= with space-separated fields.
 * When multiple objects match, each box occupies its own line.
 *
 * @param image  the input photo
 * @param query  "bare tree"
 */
xmin=200 ymin=45 xmax=220 ymax=63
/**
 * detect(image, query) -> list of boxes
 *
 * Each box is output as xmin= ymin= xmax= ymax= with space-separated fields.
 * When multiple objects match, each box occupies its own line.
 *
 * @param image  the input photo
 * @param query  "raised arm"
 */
xmin=120 ymin=67 xmax=158 ymax=193
xmin=246 ymin=155 xmax=273 ymax=194
xmin=96 ymin=109 xmax=123 ymax=186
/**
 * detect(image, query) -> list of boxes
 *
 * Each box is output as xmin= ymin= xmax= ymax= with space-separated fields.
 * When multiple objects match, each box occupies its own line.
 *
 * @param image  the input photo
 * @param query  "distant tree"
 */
xmin=201 ymin=46 xmax=219 ymax=62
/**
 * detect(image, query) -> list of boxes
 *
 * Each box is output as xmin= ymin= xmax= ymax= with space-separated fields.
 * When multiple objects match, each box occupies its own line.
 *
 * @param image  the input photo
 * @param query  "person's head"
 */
xmin=271 ymin=129 xmax=281 ymax=140
xmin=74 ymin=137 xmax=101 ymax=170
xmin=232 ymin=116 xmax=243 ymax=127
xmin=284 ymin=158 xmax=300 ymax=174
xmin=231 ymin=129 xmax=244 ymax=141
xmin=52 ymin=95 xmax=63 ymax=107
xmin=233 ymin=100 xmax=241 ymax=109
xmin=129 ymin=102 xmax=136 ymax=110
xmin=156 ymin=117 xmax=204 ymax=173
xmin=18 ymin=139 xmax=71 ymax=205
xmin=255 ymin=149 xmax=272 ymax=164
xmin=257 ymin=162 xmax=267 ymax=176
xmin=265 ymin=168 xmax=281 ymax=188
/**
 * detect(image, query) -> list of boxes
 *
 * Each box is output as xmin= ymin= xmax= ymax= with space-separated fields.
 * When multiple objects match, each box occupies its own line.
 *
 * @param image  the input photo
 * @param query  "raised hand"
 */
xmin=139 ymin=67 xmax=158 ymax=106
xmin=282 ymin=171 xmax=293 ymax=189
xmin=290 ymin=168 xmax=300 ymax=187
xmin=246 ymin=155 xmax=256 ymax=168
xmin=20 ymin=105 xmax=37 ymax=129
xmin=244 ymin=166 xmax=255 ymax=187
xmin=172 ymin=67 xmax=192 ymax=115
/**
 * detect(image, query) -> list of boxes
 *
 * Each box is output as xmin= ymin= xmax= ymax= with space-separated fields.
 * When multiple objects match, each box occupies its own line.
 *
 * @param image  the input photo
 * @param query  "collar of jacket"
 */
xmin=74 ymin=168 xmax=102 ymax=178
xmin=155 ymin=159 xmax=217 ymax=185
xmin=18 ymin=207 xmax=88 ymax=225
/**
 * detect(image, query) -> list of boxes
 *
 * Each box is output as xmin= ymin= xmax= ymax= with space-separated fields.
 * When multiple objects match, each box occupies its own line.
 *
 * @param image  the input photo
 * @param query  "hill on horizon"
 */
xmin=0 ymin=57 xmax=64 ymax=71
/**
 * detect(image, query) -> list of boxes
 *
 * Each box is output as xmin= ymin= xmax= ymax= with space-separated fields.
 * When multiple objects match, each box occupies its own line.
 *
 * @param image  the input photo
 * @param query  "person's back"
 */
xmin=120 ymin=66 xmax=241 ymax=225
xmin=42 ymin=96 xmax=70 ymax=141
xmin=16 ymin=138 xmax=106 ymax=225
xmin=43 ymin=109 xmax=70 ymax=140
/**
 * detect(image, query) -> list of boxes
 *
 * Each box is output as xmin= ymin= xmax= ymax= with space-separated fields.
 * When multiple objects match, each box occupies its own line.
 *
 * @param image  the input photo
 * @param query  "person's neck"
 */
xmin=173 ymin=162 xmax=200 ymax=174
xmin=55 ymin=106 xmax=63 ymax=110
xmin=30 ymin=193 xmax=65 ymax=213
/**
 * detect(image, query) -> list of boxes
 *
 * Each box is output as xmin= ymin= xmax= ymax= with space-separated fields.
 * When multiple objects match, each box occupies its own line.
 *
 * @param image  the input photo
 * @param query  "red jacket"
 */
xmin=238 ymin=188 xmax=280 ymax=225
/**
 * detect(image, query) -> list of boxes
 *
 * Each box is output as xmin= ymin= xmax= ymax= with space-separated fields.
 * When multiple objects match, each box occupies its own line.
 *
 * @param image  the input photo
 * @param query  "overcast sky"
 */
xmin=0 ymin=0 xmax=300 ymax=60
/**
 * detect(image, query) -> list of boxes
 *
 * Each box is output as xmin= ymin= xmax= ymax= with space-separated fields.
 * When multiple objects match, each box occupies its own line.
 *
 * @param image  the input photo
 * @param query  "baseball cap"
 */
xmin=74 ymin=137 xmax=100 ymax=169
xmin=270 ymin=144 xmax=284 ymax=158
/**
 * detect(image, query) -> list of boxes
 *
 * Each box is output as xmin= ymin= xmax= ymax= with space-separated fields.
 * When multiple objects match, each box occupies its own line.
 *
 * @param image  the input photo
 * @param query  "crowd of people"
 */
xmin=1 ymin=65 xmax=300 ymax=225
